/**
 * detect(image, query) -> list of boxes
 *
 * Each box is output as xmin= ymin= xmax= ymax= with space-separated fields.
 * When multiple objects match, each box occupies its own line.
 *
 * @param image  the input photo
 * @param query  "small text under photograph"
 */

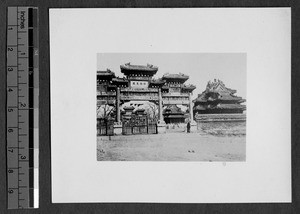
xmin=97 ymin=53 xmax=246 ymax=161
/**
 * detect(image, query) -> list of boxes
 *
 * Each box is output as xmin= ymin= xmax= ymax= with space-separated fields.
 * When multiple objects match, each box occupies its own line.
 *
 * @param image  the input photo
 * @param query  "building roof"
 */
xmin=194 ymin=103 xmax=246 ymax=111
xmin=149 ymin=78 xmax=166 ymax=86
xmin=163 ymin=105 xmax=185 ymax=115
xmin=218 ymin=93 xmax=243 ymax=101
xmin=120 ymin=63 xmax=158 ymax=75
xmin=182 ymin=84 xmax=196 ymax=91
xmin=193 ymin=79 xmax=245 ymax=104
xmin=205 ymin=79 xmax=237 ymax=94
xmin=162 ymin=73 xmax=189 ymax=83
xmin=97 ymin=69 xmax=116 ymax=77
xmin=213 ymin=103 xmax=246 ymax=110
xmin=112 ymin=77 xmax=129 ymax=84
xmin=193 ymin=93 xmax=207 ymax=103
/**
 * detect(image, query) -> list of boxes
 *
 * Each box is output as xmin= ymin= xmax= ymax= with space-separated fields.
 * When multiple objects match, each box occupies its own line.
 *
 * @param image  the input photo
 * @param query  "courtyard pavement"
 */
xmin=97 ymin=131 xmax=246 ymax=161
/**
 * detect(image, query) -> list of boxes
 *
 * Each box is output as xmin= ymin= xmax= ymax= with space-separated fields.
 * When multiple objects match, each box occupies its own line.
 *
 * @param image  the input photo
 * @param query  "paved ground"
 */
xmin=97 ymin=131 xmax=246 ymax=161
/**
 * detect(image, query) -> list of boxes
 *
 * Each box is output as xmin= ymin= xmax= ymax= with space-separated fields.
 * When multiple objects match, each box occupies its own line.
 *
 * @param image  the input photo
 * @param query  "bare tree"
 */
xmin=97 ymin=104 xmax=115 ymax=119
xmin=146 ymin=102 xmax=158 ymax=120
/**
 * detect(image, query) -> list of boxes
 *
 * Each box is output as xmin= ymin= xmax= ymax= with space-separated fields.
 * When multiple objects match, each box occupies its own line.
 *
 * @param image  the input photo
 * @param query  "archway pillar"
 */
xmin=157 ymin=88 xmax=166 ymax=133
xmin=116 ymin=87 xmax=121 ymax=123
xmin=189 ymin=92 xmax=197 ymax=132
xmin=114 ymin=87 xmax=122 ymax=135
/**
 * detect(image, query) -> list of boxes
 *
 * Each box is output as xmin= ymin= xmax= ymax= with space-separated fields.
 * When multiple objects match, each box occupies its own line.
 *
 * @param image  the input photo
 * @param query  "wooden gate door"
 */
xmin=122 ymin=115 xmax=157 ymax=135
xmin=97 ymin=118 xmax=114 ymax=136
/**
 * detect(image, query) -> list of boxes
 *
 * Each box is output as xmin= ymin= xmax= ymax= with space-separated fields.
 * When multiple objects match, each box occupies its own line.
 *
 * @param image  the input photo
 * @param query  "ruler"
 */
xmin=6 ymin=7 xmax=39 ymax=209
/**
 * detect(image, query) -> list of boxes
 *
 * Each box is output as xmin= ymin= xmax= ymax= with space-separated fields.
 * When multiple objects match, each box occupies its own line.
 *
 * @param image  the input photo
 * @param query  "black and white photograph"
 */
xmin=50 ymin=8 xmax=290 ymax=203
xmin=97 ymin=53 xmax=247 ymax=161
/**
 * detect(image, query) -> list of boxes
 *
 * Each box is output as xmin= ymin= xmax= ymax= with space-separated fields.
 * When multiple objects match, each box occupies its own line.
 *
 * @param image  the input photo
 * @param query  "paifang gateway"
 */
xmin=97 ymin=63 xmax=197 ymax=125
xmin=97 ymin=63 xmax=246 ymax=130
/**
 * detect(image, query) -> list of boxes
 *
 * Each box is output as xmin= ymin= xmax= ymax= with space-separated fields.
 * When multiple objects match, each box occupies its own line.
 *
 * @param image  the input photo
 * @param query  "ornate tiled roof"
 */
xmin=193 ymin=93 xmax=207 ymax=103
xmin=97 ymin=69 xmax=115 ymax=77
xmin=193 ymin=103 xmax=246 ymax=111
xmin=218 ymin=93 xmax=243 ymax=101
xmin=205 ymin=79 xmax=237 ymax=94
xmin=120 ymin=63 xmax=158 ymax=72
xmin=149 ymin=78 xmax=166 ymax=85
xmin=182 ymin=84 xmax=196 ymax=91
xmin=112 ymin=77 xmax=129 ymax=83
xmin=163 ymin=105 xmax=184 ymax=115
xmin=213 ymin=104 xmax=246 ymax=110
xmin=194 ymin=79 xmax=245 ymax=104
xmin=162 ymin=73 xmax=189 ymax=82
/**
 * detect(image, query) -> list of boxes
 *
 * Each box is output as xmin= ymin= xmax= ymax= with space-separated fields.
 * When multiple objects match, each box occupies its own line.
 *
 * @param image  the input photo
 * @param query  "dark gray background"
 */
xmin=0 ymin=0 xmax=298 ymax=213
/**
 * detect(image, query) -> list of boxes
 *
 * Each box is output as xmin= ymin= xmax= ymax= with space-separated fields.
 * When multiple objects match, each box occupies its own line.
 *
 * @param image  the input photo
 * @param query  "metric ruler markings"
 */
xmin=7 ymin=7 xmax=39 ymax=209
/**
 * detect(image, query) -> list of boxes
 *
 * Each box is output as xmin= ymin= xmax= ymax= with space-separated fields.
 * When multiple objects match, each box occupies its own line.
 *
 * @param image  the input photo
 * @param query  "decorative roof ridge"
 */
xmin=205 ymin=79 xmax=240 ymax=95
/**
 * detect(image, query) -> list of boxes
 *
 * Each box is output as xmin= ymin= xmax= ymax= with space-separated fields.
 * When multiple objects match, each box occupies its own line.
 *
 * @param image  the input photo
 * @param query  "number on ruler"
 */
xmin=8 ymin=129 xmax=14 ymax=133
xmin=8 ymin=108 xmax=14 ymax=112
xmin=8 ymin=67 xmax=14 ymax=72
xmin=19 ymin=102 xmax=26 ymax=108
xmin=7 ymin=47 xmax=14 ymax=51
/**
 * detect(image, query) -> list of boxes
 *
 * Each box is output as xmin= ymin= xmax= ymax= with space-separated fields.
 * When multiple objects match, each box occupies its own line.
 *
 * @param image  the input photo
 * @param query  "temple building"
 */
xmin=163 ymin=105 xmax=187 ymax=124
xmin=193 ymin=79 xmax=246 ymax=115
xmin=97 ymin=63 xmax=197 ymax=135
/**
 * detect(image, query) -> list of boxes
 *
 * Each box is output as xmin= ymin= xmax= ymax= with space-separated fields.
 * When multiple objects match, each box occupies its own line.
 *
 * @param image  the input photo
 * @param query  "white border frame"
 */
xmin=50 ymin=8 xmax=291 ymax=203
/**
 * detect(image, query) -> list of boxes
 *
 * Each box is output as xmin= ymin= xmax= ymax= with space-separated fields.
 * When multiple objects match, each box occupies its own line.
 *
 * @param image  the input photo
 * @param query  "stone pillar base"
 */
xmin=157 ymin=120 xmax=166 ymax=134
xmin=190 ymin=120 xmax=197 ymax=133
xmin=113 ymin=122 xmax=122 ymax=135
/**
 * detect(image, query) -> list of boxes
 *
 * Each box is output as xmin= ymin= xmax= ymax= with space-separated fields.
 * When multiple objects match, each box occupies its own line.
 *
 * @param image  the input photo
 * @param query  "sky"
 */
xmin=97 ymin=53 xmax=247 ymax=100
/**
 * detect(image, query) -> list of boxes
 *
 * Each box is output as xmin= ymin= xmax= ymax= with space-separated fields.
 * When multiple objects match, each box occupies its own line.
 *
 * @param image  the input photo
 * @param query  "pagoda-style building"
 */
xmin=97 ymin=63 xmax=197 ymax=135
xmin=193 ymin=79 xmax=246 ymax=115
xmin=163 ymin=105 xmax=187 ymax=124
